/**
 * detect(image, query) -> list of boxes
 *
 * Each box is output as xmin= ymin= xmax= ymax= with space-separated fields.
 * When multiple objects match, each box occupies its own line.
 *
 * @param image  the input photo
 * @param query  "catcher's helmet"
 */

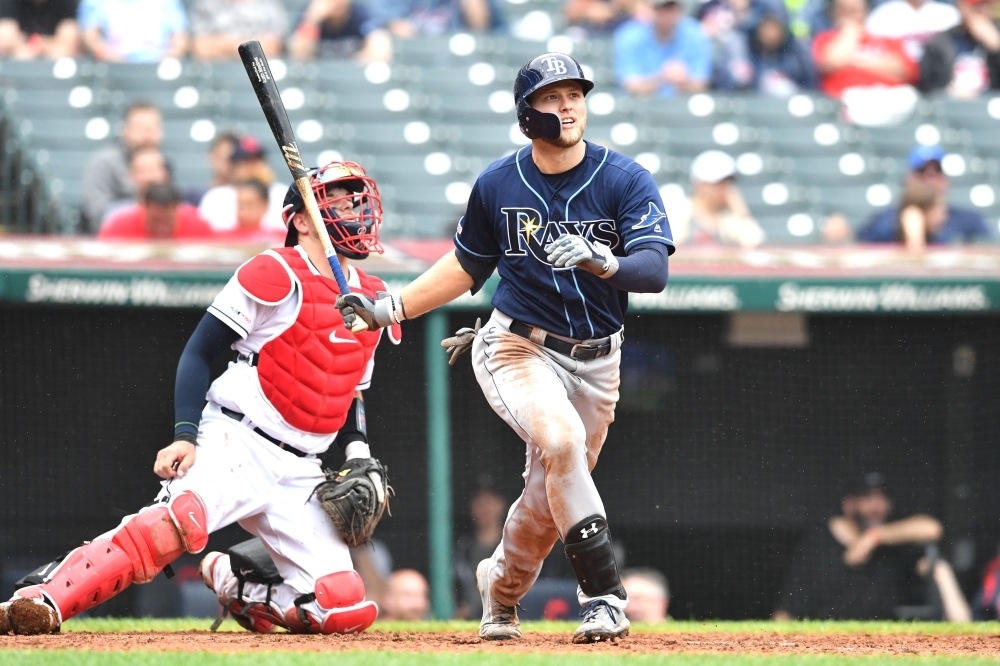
xmin=514 ymin=53 xmax=594 ymax=140
xmin=282 ymin=160 xmax=383 ymax=260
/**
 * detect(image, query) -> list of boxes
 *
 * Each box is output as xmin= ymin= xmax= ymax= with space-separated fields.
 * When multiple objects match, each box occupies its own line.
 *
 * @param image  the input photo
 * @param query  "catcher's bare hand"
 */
xmin=440 ymin=317 xmax=482 ymax=365
xmin=154 ymin=441 xmax=196 ymax=479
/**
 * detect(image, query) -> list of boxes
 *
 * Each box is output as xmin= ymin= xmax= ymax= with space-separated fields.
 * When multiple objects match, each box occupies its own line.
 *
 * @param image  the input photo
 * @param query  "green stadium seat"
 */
xmin=428 ymin=90 xmax=513 ymax=124
xmin=5 ymin=88 xmax=105 ymax=119
xmin=765 ymin=123 xmax=859 ymax=157
xmin=756 ymin=213 xmax=822 ymax=243
xmin=741 ymin=182 xmax=811 ymax=218
xmin=106 ymin=86 xmax=214 ymax=120
xmin=633 ymin=95 xmax=730 ymax=129
xmin=346 ymin=121 xmax=446 ymax=155
xmin=941 ymin=97 xmax=1000 ymax=131
xmin=98 ymin=62 xmax=195 ymax=91
xmin=792 ymin=154 xmax=884 ymax=188
xmin=815 ymin=184 xmax=897 ymax=227
xmin=20 ymin=117 xmax=116 ymax=151
xmin=444 ymin=121 xmax=522 ymax=160
xmin=0 ymin=58 xmax=87 ymax=89
xmin=862 ymin=122 xmax=958 ymax=158
xmin=668 ymin=124 xmax=756 ymax=158
xmin=740 ymin=94 xmax=839 ymax=129
xmin=332 ymin=90 xmax=424 ymax=123
xmin=393 ymin=36 xmax=468 ymax=67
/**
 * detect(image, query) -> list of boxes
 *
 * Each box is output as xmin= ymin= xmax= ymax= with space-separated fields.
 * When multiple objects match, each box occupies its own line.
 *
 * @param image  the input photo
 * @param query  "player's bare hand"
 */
xmin=441 ymin=317 xmax=481 ymax=365
xmin=545 ymin=234 xmax=619 ymax=278
xmin=843 ymin=529 xmax=879 ymax=567
xmin=154 ymin=441 xmax=197 ymax=479
xmin=336 ymin=292 xmax=397 ymax=333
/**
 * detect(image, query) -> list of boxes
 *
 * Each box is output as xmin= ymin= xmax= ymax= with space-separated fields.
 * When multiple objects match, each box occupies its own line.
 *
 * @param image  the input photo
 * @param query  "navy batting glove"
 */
xmin=545 ymin=235 xmax=619 ymax=278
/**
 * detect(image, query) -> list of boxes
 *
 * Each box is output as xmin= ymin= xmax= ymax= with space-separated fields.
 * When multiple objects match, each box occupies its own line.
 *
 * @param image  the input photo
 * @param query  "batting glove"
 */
xmin=336 ymin=291 xmax=402 ymax=333
xmin=440 ymin=317 xmax=482 ymax=365
xmin=545 ymin=234 xmax=619 ymax=278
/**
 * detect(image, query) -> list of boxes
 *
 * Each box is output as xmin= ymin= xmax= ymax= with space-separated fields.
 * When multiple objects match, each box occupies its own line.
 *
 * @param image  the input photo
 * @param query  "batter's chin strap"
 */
xmin=563 ymin=515 xmax=627 ymax=601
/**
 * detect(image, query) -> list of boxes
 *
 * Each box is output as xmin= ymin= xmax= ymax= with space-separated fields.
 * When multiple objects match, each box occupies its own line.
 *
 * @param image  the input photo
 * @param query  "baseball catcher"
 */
xmin=0 ymin=160 xmax=400 ymax=636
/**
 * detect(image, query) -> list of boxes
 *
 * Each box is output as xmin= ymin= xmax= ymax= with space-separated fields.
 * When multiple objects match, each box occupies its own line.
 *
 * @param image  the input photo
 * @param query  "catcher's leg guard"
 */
xmin=283 ymin=571 xmax=378 ymax=634
xmin=563 ymin=515 xmax=627 ymax=601
xmin=9 ymin=490 xmax=209 ymax=633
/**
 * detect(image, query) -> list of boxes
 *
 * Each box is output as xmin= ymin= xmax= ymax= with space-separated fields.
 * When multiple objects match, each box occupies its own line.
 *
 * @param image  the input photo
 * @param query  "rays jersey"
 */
xmin=453 ymin=141 xmax=674 ymax=340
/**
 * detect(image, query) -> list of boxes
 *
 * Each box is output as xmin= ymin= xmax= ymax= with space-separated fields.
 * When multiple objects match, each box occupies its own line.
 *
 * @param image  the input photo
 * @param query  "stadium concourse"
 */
xmin=2 ymin=29 xmax=1000 ymax=242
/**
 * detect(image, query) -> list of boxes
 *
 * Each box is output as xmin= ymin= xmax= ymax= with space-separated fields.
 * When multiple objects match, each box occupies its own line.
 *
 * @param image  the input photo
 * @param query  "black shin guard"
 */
xmin=563 ymin=515 xmax=626 ymax=601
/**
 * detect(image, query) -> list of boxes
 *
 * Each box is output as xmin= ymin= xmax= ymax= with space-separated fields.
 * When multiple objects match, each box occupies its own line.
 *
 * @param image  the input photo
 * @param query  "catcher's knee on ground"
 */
xmin=205 ymin=537 xmax=378 ymax=635
xmin=10 ymin=490 xmax=208 ymax=628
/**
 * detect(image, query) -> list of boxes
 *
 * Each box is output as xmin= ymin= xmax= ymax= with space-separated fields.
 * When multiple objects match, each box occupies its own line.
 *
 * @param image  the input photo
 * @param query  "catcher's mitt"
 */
xmin=312 ymin=457 xmax=391 ymax=548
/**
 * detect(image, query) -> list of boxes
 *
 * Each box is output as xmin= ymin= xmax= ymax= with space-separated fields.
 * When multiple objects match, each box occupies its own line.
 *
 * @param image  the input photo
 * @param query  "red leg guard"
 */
xmin=299 ymin=571 xmax=378 ymax=634
xmin=15 ymin=540 xmax=135 ymax=624
xmin=320 ymin=602 xmax=378 ymax=634
xmin=112 ymin=491 xmax=210 ymax=583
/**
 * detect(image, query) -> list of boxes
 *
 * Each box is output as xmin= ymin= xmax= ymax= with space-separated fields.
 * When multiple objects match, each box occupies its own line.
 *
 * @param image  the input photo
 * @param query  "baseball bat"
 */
xmin=238 ymin=40 xmax=352 ymax=297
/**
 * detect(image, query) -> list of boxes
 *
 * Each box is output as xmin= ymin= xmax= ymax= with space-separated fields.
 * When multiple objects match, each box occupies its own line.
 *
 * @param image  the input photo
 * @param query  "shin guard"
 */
xmin=563 ymin=515 xmax=626 ymax=601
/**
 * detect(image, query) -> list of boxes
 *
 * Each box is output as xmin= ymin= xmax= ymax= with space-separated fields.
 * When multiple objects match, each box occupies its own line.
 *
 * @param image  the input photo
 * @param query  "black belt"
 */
xmin=220 ymin=406 xmax=307 ymax=458
xmin=234 ymin=351 xmax=259 ymax=366
xmin=508 ymin=320 xmax=613 ymax=361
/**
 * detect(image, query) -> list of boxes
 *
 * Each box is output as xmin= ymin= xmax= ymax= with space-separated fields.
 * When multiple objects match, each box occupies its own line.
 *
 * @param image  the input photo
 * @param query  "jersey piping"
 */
xmin=563 ymin=145 xmax=608 ymax=340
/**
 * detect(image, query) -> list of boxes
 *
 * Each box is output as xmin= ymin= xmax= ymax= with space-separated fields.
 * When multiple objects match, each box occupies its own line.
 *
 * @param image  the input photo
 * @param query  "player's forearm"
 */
xmin=399 ymin=250 xmax=475 ymax=319
xmin=174 ymin=314 xmax=241 ymax=442
xmin=933 ymin=560 xmax=972 ymax=622
xmin=604 ymin=243 xmax=668 ymax=293
xmin=874 ymin=515 xmax=943 ymax=545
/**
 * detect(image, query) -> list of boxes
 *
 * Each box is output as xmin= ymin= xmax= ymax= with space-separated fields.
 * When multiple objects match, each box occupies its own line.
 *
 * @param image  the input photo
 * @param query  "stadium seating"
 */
xmin=3 ymin=36 xmax=1000 ymax=241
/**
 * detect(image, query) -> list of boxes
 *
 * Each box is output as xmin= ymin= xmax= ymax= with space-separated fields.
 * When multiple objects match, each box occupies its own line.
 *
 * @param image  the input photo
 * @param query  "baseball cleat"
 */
xmin=572 ymin=599 xmax=629 ymax=644
xmin=476 ymin=559 xmax=521 ymax=640
xmin=7 ymin=596 xmax=60 ymax=635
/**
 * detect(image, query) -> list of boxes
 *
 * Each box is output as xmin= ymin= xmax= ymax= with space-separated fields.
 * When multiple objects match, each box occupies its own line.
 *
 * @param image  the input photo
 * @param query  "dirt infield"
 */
xmin=3 ymin=631 xmax=1000 ymax=656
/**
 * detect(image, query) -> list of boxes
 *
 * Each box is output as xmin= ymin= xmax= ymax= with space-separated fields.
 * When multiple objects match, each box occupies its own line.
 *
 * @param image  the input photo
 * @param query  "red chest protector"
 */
xmin=236 ymin=247 xmax=394 ymax=435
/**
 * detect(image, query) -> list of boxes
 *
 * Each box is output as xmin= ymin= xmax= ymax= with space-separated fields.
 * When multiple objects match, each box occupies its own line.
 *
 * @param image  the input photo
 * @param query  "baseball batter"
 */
xmin=0 ymin=161 xmax=398 ymax=636
xmin=338 ymin=53 xmax=674 ymax=643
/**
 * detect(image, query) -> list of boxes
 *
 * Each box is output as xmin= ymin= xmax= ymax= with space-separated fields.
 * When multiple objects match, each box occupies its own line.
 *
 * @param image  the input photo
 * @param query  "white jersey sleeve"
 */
xmin=207 ymin=275 xmax=271 ymax=339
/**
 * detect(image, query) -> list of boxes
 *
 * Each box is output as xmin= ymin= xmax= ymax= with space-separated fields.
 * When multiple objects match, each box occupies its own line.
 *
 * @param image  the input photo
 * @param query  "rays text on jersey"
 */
xmin=501 ymin=207 xmax=619 ymax=264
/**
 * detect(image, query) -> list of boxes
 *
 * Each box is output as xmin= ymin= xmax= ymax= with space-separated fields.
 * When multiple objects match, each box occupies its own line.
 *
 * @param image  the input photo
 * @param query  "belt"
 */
xmin=220 ymin=406 xmax=307 ymax=458
xmin=508 ymin=320 xmax=612 ymax=360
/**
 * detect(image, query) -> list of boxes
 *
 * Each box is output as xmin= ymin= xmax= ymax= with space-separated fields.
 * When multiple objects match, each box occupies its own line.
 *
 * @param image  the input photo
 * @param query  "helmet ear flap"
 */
xmin=518 ymin=107 xmax=563 ymax=141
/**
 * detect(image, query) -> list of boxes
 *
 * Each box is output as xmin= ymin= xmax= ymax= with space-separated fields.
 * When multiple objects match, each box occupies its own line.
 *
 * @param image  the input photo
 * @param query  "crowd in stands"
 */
xmin=2 ymin=0 xmax=999 ymax=102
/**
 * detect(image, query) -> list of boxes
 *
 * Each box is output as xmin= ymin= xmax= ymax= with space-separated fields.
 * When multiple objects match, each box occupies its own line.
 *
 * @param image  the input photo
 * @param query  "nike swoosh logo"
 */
xmin=188 ymin=512 xmax=202 ymax=531
xmin=343 ymin=623 xmax=364 ymax=633
xmin=329 ymin=329 xmax=359 ymax=345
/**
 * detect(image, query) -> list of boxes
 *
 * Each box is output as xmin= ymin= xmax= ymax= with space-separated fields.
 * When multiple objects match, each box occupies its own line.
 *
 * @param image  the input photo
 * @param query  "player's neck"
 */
xmin=530 ymin=139 xmax=586 ymax=175
xmin=298 ymin=239 xmax=350 ymax=281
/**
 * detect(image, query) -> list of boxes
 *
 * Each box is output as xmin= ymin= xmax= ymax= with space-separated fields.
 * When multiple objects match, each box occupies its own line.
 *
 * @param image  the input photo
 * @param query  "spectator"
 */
xmin=942 ymin=0 xmax=1000 ymax=98
xmin=453 ymin=485 xmax=507 ymax=620
xmin=381 ymin=569 xmax=430 ymax=621
xmin=0 ymin=0 xmax=79 ymax=59
xmin=213 ymin=180 xmax=285 ymax=242
xmin=367 ymin=0 xmax=501 ymax=38
xmin=865 ymin=0 xmax=961 ymax=91
xmin=565 ymin=0 xmax=635 ymax=38
xmin=747 ymin=6 xmax=815 ymax=95
xmin=81 ymin=102 xmax=163 ymax=233
xmin=812 ymin=0 xmax=919 ymax=100
xmin=198 ymin=135 xmax=287 ymax=233
xmin=896 ymin=182 xmax=947 ymax=252
xmin=190 ymin=0 xmax=288 ymax=60
xmin=184 ymin=132 xmax=239 ymax=206
xmin=78 ymin=0 xmax=188 ymax=62
xmin=855 ymin=145 xmax=992 ymax=244
xmin=614 ymin=0 xmax=712 ymax=97
xmin=972 ymin=548 xmax=1000 ymax=620
xmin=622 ymin=568 xmax=670 ymax=622
xmin=98 ymin=183 xmax=214 ymax=240
xmin=101 ymin=145 xmax=170 ymax=224
xmin=288 ymin=0 xmax=391 ymax=62
xmin=666 ymin=150 xmax=764 ymax=246
xmin=774 ymin=473 xmax=970 ymax=621
xmin=697 ymin=0 xmax=775 ymax=91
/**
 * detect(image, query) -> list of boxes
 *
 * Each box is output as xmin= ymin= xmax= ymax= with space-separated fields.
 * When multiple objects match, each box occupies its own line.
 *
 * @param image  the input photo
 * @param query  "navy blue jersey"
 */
xmin=453 ymin=141 xmax=674 ymax=340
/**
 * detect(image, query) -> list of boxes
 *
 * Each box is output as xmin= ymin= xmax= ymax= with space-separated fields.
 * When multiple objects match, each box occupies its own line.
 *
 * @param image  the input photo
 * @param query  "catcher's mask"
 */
xmin=282 ymin=161 xmax=383 ymax=260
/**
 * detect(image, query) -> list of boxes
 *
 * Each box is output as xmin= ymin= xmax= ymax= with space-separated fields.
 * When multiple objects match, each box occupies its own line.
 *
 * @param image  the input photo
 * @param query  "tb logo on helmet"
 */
xmin=541 ymin=56 xmax=568 ymax=75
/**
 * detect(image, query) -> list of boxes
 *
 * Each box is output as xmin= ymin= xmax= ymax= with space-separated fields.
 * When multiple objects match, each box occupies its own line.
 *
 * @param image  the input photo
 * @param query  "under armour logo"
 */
xmin=580 ymin=522 xmax=599 ymax=539
xmin=541 ymin=56 xmax=568 ymax=75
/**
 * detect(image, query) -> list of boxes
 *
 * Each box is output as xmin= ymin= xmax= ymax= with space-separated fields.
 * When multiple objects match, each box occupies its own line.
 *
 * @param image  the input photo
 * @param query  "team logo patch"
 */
xmin=501 ymin=206 xmax=619 ymax=266
xmin=633 ymin=202 xmax=667 ymax=230
xmin=230 ymin=306 xmax=251 ymax=326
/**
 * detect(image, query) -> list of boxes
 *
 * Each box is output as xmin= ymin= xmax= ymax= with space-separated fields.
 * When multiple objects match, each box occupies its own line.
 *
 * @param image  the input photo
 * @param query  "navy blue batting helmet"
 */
xmin=514 ymin=53 xmax=594 ymax=140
